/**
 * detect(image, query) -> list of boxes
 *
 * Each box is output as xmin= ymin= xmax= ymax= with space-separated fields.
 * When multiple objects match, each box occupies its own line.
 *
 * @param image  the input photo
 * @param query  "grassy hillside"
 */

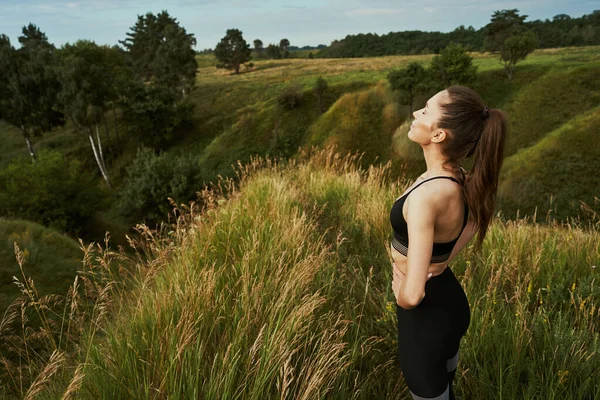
xmin=1 ymin=46 xmax=599 ymax=247
xmin=0 ymin=218 xmax=82 ymax=312
xmin=11 ymin=148 xmax=597 ymax=399
xmin=305 ymin=82 xmax=403 ymax=171
xmin=499 ymin=107 xmax=600 ymax=221
xmin=501 ymin=64 xmax=600 ymax=156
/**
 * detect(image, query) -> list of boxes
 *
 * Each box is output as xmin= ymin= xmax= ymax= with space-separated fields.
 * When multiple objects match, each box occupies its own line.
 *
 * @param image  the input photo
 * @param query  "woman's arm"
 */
xmin=396 ymin=187 xmax=438 ymax=309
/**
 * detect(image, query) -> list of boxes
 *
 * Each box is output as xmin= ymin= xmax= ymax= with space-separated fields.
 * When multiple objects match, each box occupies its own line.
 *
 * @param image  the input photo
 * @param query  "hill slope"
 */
xmin=499 ymin=107 xmax=600 ymax=221
xmin=69 ymin=148 xmax=599 ymax=399
xmin=0 ymin=218 xmax=82 ymax=311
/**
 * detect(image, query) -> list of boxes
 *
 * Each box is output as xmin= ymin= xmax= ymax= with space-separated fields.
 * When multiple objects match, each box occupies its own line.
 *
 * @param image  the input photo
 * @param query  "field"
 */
xmin=1 ymin=46 xmax=599 ymax=399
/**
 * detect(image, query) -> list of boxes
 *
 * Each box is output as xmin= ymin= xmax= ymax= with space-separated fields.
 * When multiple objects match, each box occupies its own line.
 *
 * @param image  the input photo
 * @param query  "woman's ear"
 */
xmin=432 ymin=129 xmax=447 ymax=143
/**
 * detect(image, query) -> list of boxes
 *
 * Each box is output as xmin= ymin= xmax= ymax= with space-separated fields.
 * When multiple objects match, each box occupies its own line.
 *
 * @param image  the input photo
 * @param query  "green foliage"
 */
xmin=119 ymin=81 xmax=194 ymax=149
xmin=116 ymin=147 xmax=200 ymax=227
xmin=498 ymin=108 xmax=600 ymax=222
xmin=501 ymin=30 xmax=540 ymax=79
xmin=57 ymin=40 xmax=115 ymax=129
xmin=387 ymin=62 xmax=428 ymax=114
xmin=252 ymin=39 xmax=264 ymax=59
xmin=484 ymin=9 xmax=529 ymax=52
xmin=214 ymin=28 xmax=252 ymax=74
xmin=0 ymin=25 xmax=64 ymax=152
xmin=265 ymin=43 xmax=282 ymax=59
xmin=279 ymin=38 xmax=290 ymax=59
xmin=116 ymin=11 xmax=197 ymax=148
xmin=317 ymin=10 xmax=600 ymax=58
xmin=0 ymin=150 xmax=105 ymax=236
xmin=429 ymin=42 xmax=477 ymax=88
xmin=277 ymin=85 xmax=303 ymax=110
xmin=119 ymin=10 xmax=197 ymax=94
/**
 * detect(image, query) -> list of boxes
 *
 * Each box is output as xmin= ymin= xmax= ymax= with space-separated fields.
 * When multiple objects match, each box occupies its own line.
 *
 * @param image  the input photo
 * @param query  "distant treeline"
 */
xmin=317 ymin=9 xmax=600 ymax=57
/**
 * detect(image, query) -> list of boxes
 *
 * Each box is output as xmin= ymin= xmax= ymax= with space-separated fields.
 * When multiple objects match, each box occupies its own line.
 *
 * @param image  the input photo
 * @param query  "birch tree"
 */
xmin=57 ymin=40 xmax=115 ymax=187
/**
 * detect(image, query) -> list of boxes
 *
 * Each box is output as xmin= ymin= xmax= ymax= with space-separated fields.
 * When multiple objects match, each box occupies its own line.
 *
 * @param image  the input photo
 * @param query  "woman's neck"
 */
xmin=421 ymin=147 xmax=457 ymax=179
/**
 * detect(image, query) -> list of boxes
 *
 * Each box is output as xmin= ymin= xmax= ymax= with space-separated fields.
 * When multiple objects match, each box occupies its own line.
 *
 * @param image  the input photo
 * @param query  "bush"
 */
xmin=277 ymin=85 xmax=303 ymax=110
xmin=0 ymin=150 xmax=105 ymax=236
xmin=313 ymin=77 xmax=329 ymax=114
xmin=116 ymin=147 xmax=201 ymax=227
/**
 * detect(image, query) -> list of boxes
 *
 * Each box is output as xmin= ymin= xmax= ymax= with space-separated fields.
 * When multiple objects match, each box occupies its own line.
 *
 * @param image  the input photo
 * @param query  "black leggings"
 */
xmin=396 ymin=265 xmax=471 ymax=399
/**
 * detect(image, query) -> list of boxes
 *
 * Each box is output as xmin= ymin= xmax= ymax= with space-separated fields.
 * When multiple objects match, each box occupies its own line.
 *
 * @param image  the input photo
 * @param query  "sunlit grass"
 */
xmin=3 ymin=146 xmax=597 ymax=399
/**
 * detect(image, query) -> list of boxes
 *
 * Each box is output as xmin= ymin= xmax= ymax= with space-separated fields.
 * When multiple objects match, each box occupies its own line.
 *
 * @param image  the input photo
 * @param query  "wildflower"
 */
xmin=539 ymin=299 xmax=543 ymax=305
xmin=592 ymin=265 xmax=597 ymax=269
xmin=386 ymin=301 xmax=394 ymax=312
xmin=572 ymin=282 xmax=576 ymax=291
xmin=527 ymin=281 xmax=532 ymax=293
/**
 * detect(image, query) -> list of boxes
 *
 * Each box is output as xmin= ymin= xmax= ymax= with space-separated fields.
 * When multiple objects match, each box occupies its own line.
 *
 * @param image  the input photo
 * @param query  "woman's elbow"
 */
xmin=397 ymin=289 xmax=425 ymax=309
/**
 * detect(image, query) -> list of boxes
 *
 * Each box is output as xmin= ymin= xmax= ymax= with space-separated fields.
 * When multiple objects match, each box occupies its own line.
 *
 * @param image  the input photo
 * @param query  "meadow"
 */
xmin=2 ymin=147 xmax=598 ymax=399
xmin=1 ymin=46 xmax=600 ymax=399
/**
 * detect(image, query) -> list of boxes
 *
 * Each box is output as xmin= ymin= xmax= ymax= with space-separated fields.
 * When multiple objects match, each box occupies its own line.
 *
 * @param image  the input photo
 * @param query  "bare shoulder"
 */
xmin=405 ymin=180 xmax=453 ymax=218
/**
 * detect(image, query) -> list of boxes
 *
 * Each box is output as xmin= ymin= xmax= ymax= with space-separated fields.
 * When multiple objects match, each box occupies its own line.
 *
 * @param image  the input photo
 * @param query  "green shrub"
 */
xmin=0 ymin=150 xmax=105 ymax=236
xmin=277 ymin=85 xmax=303 ymax=110
xmin=116 ymin=147 xmax=201 ymax=226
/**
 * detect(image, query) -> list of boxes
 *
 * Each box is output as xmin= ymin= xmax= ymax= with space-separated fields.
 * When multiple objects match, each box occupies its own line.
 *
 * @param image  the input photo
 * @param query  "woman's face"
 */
xmin=408 ymin=90 xmax=448 ymax=145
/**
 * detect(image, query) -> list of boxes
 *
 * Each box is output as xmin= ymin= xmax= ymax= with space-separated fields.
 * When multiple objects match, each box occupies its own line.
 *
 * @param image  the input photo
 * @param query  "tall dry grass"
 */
xmin=1 ymin=146 xmax=598 ymax=399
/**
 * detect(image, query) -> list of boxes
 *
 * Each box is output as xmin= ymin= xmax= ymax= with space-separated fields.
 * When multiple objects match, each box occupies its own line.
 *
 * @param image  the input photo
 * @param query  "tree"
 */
xmin=253 ymin=39 xmax=264 ymax=58
xmin=118 ymin=80 xmax=193 ymax=149
xmin=429 ymin=42 xmax=477 ymax=88
xmin=0 ymin=25 xmax=64 ymax=162
xmin=484 ymin=9 xmax=528 ymax=53
xmin=500 ymin=31 xmax=539 ymax=80
xmin=57 ymin=40 xmax=116 ymax=187
xmin=265 ymin=43 xmax=282 ymax=59
xmin=280 ymin=38 xmax=290 ymax=58
xmin=387 ymin=62 xmax=428 ymax=115
xmin=119 ymin=10 xmax=197 ymax=97
xmin=214 ymin=29 xmax=252 ymax=74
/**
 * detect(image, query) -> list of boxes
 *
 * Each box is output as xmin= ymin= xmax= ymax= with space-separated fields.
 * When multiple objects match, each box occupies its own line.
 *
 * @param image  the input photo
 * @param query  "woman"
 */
xmin=390 ymin=85 xmax=506 ymax=399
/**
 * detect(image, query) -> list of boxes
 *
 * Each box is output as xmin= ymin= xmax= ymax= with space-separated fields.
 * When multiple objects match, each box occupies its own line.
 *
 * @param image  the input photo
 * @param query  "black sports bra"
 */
xmin=389 ymin=176 xmax=469 ymax=263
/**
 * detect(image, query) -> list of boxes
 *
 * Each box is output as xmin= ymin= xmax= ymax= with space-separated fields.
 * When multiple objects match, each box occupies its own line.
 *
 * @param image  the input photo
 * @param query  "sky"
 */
xmin=1 ymin=0 xmax=599 ymax=50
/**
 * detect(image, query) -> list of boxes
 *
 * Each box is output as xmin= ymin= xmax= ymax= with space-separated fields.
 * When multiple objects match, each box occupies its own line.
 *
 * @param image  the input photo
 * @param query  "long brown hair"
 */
xmin=436 ymin=85 xmax=507 ymax=249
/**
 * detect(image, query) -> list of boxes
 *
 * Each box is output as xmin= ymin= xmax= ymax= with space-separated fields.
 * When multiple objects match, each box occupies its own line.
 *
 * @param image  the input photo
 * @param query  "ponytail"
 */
xmin=436 ymin=86 xmax=507 ymax=249
xmin=464 ymin=108 xmax=506 ymax=248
